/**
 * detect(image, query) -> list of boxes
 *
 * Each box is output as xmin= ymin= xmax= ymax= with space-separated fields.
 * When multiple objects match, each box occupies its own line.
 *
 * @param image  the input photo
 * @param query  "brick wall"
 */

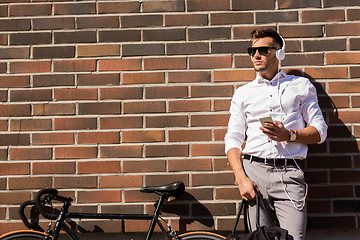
xmin=0 ymin=0 xmax=359 ymax=235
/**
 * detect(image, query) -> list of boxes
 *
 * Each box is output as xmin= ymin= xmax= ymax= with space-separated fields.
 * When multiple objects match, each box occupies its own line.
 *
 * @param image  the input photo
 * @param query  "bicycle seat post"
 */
xmin=145 ymin=193 xmax=167 ymax=240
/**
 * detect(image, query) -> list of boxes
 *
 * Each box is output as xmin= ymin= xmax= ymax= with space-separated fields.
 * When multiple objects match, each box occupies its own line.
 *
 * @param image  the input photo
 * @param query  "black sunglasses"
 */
xmin=247 ymin=46 xmax=277 ymax=56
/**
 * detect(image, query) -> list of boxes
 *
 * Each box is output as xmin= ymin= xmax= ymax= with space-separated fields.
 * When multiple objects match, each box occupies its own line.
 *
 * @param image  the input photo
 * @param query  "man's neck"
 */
xmin=259 ymin=69 xmax=280 ymax=81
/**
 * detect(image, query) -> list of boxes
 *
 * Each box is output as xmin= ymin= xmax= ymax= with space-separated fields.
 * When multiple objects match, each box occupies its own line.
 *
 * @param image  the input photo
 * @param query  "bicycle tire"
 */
xmin=177 ymin=231 xmax=226 ymax=240
xmin=0 ymin=230 xmax=52 ymax=240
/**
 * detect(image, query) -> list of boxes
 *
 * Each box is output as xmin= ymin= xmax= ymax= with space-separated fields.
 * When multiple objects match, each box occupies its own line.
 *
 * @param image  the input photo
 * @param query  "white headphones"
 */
xmin=276 ymin=35 xmax=286 ymax=61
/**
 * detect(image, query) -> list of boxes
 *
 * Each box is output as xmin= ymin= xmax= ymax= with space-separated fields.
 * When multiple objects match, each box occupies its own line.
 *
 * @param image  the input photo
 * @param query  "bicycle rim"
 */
xmin=176 ymin=231 xmax=226 ymax=240
xmin=0 ymin=230 xmax=52 ymax=240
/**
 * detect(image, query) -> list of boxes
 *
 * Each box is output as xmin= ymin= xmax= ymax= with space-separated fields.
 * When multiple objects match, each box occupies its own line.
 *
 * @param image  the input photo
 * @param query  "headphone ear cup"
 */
xmin=276 ymin=49 xmax=285 ymax=60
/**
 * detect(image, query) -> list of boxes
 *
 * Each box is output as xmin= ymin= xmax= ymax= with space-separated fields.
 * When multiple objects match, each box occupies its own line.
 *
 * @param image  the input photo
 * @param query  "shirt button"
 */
xmin=270 ymin=95 xmax=272 ymax=97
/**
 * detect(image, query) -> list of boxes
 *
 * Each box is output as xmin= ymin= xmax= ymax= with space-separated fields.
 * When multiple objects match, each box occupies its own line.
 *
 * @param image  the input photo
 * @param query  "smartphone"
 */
xmin=259 ymin=116 xmax=274 ymax=130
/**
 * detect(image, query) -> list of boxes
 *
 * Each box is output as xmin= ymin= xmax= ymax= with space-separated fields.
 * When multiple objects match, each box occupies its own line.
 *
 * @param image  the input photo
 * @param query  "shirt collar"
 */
xmin=256 ymin=70 xmax=287 ymax=84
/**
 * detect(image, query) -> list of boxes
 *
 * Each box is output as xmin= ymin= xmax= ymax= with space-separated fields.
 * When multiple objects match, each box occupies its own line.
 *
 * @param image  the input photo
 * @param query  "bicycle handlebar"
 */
xmin=19 ymin=199 xmax=45 ymax=231
xmin=35 ymin=188 xmax=61 ymax=220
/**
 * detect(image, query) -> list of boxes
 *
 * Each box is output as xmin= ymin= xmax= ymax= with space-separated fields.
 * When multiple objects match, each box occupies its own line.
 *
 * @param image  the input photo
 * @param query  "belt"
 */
xmin=243 ymin=154 xmax=301 ymax=167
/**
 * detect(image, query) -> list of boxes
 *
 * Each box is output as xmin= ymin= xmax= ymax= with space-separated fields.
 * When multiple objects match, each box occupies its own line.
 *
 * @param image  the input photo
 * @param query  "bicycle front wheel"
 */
xmin=177 ymin=231 xmax=226 ymax=240
xmin=0 ymin=230 xmax=52 ymax=240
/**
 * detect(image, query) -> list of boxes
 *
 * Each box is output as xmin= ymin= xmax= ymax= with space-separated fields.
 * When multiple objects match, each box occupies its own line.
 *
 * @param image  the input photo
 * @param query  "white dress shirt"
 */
xmin=225 ymin=70 xmax=328 ymax=159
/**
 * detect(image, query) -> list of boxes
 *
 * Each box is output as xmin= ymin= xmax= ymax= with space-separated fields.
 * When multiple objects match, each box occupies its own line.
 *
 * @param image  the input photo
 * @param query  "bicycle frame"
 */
xmin=50 ymin=194 xmax=172 ymax=240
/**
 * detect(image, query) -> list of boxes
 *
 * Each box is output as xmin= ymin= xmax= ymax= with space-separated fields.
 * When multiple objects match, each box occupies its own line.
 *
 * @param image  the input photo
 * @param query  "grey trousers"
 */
xmin=242 ymin=159 xmax=307 ymax=240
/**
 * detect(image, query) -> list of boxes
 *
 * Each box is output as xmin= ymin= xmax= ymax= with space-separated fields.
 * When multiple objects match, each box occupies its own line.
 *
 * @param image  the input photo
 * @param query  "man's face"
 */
xmin=250 ymin=37 xmax=279 ymax=75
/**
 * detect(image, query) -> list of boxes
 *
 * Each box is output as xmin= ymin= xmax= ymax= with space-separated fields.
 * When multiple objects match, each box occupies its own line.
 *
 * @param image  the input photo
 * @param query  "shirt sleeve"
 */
xmin=301 ymin=80 xmax=328 ymax=144
xmin=224 ymin=91 xmax=247 ymax=153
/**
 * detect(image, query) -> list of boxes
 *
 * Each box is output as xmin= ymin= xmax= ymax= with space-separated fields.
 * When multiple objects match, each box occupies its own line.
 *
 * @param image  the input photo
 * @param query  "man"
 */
xmin=225 ymin=28 xmax=327 ymax=240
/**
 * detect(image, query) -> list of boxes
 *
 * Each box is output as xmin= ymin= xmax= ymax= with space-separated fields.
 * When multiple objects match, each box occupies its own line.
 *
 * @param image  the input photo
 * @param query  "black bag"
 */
xmin=227 ymin=192 xmax=291 ymax=240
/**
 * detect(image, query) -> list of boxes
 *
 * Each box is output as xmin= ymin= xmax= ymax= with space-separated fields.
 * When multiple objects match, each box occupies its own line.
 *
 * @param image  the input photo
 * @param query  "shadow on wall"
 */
xmin=288 ymin=70 xmax=360 ymax=230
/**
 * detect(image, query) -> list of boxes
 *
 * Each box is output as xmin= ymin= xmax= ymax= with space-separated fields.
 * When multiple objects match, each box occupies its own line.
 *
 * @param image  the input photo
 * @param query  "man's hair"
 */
xmin=250 ymin=28 xmax=283 ymax=48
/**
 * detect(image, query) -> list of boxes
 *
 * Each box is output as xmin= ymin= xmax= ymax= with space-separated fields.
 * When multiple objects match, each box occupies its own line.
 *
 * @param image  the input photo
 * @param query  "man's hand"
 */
xmin=260 ymin=120 xmax=290 ymax=142
xmin=238 ymin=176 xmax=258 ymax=202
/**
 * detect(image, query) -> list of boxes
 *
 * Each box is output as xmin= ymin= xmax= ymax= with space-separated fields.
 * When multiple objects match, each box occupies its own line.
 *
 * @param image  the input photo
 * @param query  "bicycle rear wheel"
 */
xmin=177 ymin=231 xmax=226 ymax=240
xmin=0 ymin=230 xmax=52 ymax=240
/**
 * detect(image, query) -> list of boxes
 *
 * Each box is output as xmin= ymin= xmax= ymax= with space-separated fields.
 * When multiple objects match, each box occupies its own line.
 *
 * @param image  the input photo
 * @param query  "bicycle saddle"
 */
xmin=140 ymin=181 xmax=185 ymax=197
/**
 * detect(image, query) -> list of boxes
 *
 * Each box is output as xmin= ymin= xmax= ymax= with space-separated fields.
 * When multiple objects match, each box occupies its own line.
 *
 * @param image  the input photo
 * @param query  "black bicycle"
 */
xmin=0 ymin=181 xmax=226 ymax=240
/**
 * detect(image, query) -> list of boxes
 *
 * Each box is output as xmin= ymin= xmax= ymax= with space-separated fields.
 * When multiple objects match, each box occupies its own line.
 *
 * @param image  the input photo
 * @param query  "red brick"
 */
xmin=54 ymin=60 xmax=96 ymax=72
xmin=54 ymin=88 xmax=97 ymax=101
xmin=189 ymin=56 xmax=232 ymax=69
xmin=122 ymin=130 xmax=165 ymax=143
xmin=10 ymin=89 xmax=52 ymax=102
xmin=78 ymin=161 xmax=121 ymax=174
xmin=98 ymin=59 xmax=141 ymax=71
xmin=10 ymin=61 xmax=51 ymax=73
xmin=347 ymin=9 xmax=360 ymax=21
xmin=123 ymin=160 xmax=166 ymax=173
xmin=33 ymin=46 xmax=75 ymax=59
xmin=54 ymin=176 xmax=97 ymax=189
xmin=143 ymin=0 xmax=184 ymax=12
xmin=169 ymin=99 xmax=211 ymax=112
xmin=256 ymin=11 xmax=298 ymax=24
xmin=54 ymin=118 xmax=97 ymax=130
xmin=143 ymin=29 xmax=185 ymax=41
xmin=330 ymin=170 xmax=360 ymax=183
xmin=328 ymin=81 xmax=360 ymax=93
xmin=32 ymin=162 xmax=75 ymax=175
xmin=123 ymin=190 xmax=158 ymax=204
xmin=0 ymin=163 xmax=29 ymax=175
xmin=33 ymin=74 xmax=75 ymax=87
xmin=100 ymin=30 xmax=141 ymax=43
xmin=100 ymin=87 xmax=143 ymax=100
xmin=100 ymin=145 xmax=142 ymax=158
xmin=33 ymin=103 xmax=76 ymax=116
xmin=100 ymin=116 xmax=143 ymax=129
xmin=232 ymin=0 xmax=275 ymax=10
xmin=144 ymin=57 xmax=186 ymax=70
xmin=214 ymin=69 xmax=255 ymax=82
xmin=0 ymin=104 xmax=30 ymax=117
xmin=123 ymin=72 xmax=165 ymax=85
xmin=191 ymin=114 xmax=230 ymax=127
xmin=302 ymin=9 xmax=345 ymax=23
xmin=78 ymin=132 xmax=120 ymax=144
xmin=10 ymin=119 xmax=51 ymax=131
xmin=165 ymin=13 xmax=207 ymax=26
xmin=10 ymin=32 xmax=51 ymax=45
xmin=326 ymin=52 xmax=360 ymax=65
xmin=352 ymin=96 xmax=360 ymax=108
xmin=0 ymin=46 xmax=30 ymax=59
xmin=0 ymin=76 xmax=29 ymax=88
xmin=168 ymin=71 xmax=211 ymax=83
xmin=54 ymin=2 xmax=95 ymax=15
xmin=326 ymin=23 xmax=360 ymax=36
xmin=303 ymin=67 xmax=347 ymax=79
xmin=99 ymin=175 xmax=143 ymax=188
xmin=188 ymin=27 xmax=231 ymax=41
xmin=77 ymin=16 xmax=119 ymax=29
xmin=121 ymin=15 xmax=162 ymax=28
xmin=9 ymin=148 xmax=51 ymax=160
xmin=0 ymin=19 xmax=30 ymax=31
xmin=0 ymin=134 xmax=29 ymax=146
xmin=0 ymin=192 xmax=30 ymax=205
xmin=55 ymin=147 xmax=97 ymax=159
xmin=56 ymin=31 xmax=95 ymax=44
xmin=309 ymin=185 xmax=353 ymax=199
xmin=145 ymin=174 xmax=189 ymax=187
xmin=78 ymin=190 xmax=121 ymax=203
xmin=191 ymin=85 xmax=233 ymax=97
xmin=145 ymin=144 xmax=189 ymax=157
xmin=167 ymin=42 xmax=209 ymax=55
xmin=192 ymin=172 xmax=234 ymax=186
xmin=32 ymin=133 xmax=74 ymax=145
xmin=9 ymin=177 xmax=52 ymax=190
xmin=98 ymin=1 xmax=140 ymax=14
xmin=79 ymin=102 xmax=121 ymax=115
xmin=78 ymin=73 xmax=120 ymax=86
xmin=0 ymin=119 xmax=7 ymax=131
xmin=145 ymin=86 xmax=188 ymax=99
xmin=188 ymin=0 xmax=230 ymax=11
xmin=234 ymin=25 xmax=276 ymax=39
xmin=146 ymin=115 xmax=188 ymax=128
xmin=216 ymin=187 xmax=240 ymax=200
xmin=77 ymin=44 xmax=119 ymax=58
xmin=168 ymin=158 xmax=212 ymax=171
xmin=350 ymin=66 xmax=360 ymax=78
xmin=214 ymin=157 xmax=232 ymax=171
xmin=214 ymin=100 xmax=231 ymax=111
xmin=33 ymin=17 xmax=75 ymax=30
xmin=211 ymin=12 xmax=253 ymax=25
xmin=279 ymin=25 xmax=323 ymax=37
xmin=123 ymin=101 xmax=166 ymax=114
xmin=191 ymin=143 xmax=226 ymax=157
xmin=169 ymin=129 xmax=212 ymax=142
